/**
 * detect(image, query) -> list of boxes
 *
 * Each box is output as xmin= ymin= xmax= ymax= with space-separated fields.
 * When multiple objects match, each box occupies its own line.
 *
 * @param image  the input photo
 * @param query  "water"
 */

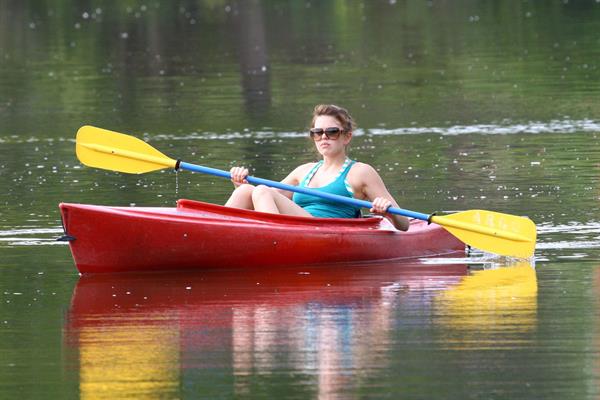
xmin=1 ymin=1 xmax=600 ymax=398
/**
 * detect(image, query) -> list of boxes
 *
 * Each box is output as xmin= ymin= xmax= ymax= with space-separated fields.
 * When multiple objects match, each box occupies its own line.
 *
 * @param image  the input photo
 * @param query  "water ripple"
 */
xmin=537 ymin=221 xmax=600 ymax=235
xmin=369 ymin=119 xmax=600 ymax=136
xmin=157 ymin=119 xmax=600 ymax=140
xmin=536 ymin=221 xmax=600 ymax=259
xmin=0 ymin=227 xmax=65 ymax=247
xmin=1 ymin=119 xmax=599 ymax=143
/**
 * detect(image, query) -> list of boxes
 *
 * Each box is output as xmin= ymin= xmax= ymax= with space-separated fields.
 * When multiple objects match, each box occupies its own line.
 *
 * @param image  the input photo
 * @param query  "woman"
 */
xmin=225 ymin=104 xmax=410 ymax=231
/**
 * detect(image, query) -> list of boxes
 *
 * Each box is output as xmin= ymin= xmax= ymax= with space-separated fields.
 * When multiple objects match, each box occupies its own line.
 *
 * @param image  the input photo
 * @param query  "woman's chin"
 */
xmin=316 ymin=146 xmax=336 ymax=156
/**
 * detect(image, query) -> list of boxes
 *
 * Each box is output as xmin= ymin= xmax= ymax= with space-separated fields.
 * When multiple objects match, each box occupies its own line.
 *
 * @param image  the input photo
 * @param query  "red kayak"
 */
xmin=59 ymin=199 xmax=465 ymax=274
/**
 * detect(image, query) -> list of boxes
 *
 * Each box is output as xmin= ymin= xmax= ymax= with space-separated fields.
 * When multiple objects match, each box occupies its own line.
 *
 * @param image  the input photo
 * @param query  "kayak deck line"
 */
xmin=64 ymin=203 xmax=400 ymax=232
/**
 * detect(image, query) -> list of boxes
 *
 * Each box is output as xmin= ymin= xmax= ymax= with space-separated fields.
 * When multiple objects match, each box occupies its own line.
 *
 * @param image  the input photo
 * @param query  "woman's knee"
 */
xmin=228 ymin=184 xmax=254 ymax=202
xmin=251 ymin=185 xmax=273 ymax=200
xmin=233 ymin=184 xmax=254 ymax=195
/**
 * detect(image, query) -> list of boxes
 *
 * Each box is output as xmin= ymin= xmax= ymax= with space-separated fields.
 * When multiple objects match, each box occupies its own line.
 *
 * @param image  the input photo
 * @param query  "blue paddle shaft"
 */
xmin=178 ymin=161 xmax=430 ymax=221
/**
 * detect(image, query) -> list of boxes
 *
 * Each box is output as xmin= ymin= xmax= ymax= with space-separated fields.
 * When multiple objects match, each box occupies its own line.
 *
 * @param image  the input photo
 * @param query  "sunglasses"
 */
xmin=309 ymin=127 xmax=343 ymax=140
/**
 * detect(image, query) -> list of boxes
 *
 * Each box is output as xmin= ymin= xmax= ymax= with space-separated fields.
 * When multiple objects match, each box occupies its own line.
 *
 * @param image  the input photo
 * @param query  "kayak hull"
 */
xmin=59 ymin=199 xmax=465 ymax=274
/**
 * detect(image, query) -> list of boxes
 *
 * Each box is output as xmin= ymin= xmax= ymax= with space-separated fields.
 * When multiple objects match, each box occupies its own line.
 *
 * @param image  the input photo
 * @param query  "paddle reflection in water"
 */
xmin=65 ymin=262 xmax=467 ymax=398
xmin=435 ymin=262 xmax=538 ymax=350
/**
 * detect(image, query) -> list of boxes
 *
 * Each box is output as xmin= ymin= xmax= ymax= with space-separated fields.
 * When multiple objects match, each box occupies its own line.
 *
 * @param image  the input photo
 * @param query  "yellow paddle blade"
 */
xmin=431 ymin=210 xmax=536 ymax=258
xmin=76 ymin=126 xmax=177 ymax=174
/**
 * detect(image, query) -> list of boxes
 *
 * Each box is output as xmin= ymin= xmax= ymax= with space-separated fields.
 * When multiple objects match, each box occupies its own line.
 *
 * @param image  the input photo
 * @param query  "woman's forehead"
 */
xmin=313 ymin=115 xmax=340 ymax=127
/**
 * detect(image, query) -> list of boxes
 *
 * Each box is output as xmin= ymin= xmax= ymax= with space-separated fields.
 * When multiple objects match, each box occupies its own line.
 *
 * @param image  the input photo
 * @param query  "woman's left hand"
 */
xmin=370 ymin=197 xmax=392 ymax=214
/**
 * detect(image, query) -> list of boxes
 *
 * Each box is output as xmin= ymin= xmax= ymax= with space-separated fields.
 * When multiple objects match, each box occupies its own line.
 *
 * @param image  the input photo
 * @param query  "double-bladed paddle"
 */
xmin=75 ymin=125 xmax=537 ymax=258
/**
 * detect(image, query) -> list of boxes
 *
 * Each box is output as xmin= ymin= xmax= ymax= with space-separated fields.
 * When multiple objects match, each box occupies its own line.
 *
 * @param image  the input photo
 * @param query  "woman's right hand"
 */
xmin=230 ymin=166 xmax=250 ymax=187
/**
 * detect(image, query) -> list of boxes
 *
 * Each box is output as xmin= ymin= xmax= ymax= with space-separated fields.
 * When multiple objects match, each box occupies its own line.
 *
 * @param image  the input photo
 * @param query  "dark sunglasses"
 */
xmin=309 ymin=127 xmax=343 ymax=140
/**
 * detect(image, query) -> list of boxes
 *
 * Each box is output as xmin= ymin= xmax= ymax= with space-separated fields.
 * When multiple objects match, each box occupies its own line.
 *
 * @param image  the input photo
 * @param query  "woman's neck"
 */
xmin=321 ymin=154 xmax=348 ymax=169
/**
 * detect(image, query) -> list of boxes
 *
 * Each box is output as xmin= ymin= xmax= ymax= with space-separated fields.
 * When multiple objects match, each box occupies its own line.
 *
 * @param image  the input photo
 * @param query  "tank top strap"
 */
xmin=300 ymin=161 xmax=323 ymax=187
xmin=340 ymin=159 xmax=355 ymax=178
xmin=340 ymin=159 xmax=356 ymax=194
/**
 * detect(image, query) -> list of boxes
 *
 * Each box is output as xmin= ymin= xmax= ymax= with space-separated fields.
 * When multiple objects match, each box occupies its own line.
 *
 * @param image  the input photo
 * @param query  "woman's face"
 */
xmin=311 ymin=115 xmax=352 ymax=157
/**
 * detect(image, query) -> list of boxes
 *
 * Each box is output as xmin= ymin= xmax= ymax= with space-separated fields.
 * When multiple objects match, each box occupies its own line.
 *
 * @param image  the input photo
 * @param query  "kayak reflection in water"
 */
xmin=225 ymin=104 xmax=410 ymax=231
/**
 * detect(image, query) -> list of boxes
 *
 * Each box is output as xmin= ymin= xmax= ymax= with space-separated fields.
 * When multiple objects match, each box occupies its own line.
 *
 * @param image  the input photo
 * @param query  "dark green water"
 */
xmin=1 ymin=1 xmax=600 ymax=398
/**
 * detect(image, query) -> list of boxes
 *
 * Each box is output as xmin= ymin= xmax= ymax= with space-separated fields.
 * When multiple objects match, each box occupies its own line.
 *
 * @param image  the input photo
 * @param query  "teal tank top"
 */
xmin=292 ymin=159 xmax=362 ymax=218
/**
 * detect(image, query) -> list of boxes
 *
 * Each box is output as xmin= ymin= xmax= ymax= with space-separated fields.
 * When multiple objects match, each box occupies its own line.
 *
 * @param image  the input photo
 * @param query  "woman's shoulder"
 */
xmin=289 ymin=162 xmax=318 ymax=177
xmin=347 ymin=161 xmax=384 ymax=185
xmin=296 ymin=161 xmax=318 ymax=172
xmin=349 ymin=161 xmax=378 ymax=176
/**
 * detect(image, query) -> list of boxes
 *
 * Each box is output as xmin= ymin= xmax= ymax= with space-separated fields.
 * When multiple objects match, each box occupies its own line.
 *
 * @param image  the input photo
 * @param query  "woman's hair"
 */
xmin=311 ymin=104 xmax=356 ymax=132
